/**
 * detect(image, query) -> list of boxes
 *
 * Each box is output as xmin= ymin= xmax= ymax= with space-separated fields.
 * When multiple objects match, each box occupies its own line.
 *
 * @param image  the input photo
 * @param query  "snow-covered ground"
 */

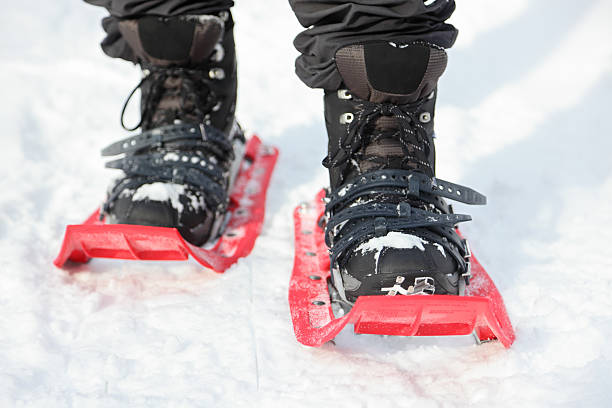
xmin=2 ymin=0 xmax=612 ymax=406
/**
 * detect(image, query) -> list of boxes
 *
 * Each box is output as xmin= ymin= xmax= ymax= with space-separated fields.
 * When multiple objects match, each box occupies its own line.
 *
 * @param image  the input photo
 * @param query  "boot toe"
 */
xmin=342 ymin=232 xmax=460 ymax=300
xmin=106 ymin=183 xmax=214 ymax=246
xmin=110 ymin=197 xmax=177 ymax=227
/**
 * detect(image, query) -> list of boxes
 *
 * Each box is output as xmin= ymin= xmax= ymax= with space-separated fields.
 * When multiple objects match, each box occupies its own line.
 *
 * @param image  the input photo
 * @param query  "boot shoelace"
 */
xmin=323 ymin=98 xmax=439 ymax=231
xmin=120 ymin=66 xmax=218 ymax=131
xmin=323 ymin=99 xmax=432 ymax=175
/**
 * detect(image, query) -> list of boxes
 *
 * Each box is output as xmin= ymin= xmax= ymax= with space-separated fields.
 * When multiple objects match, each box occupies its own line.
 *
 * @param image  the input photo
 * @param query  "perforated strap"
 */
xmin=328 ymin=209 xmax=470 ymax=269
xmin=101 ymin=123 xmax=231 ymax=157
xmin=326 ymin=169 xmax=486 ymax=211
xmin=325 ymin=201 xmax=471 ymax=247
xmin=105 ymin=155 xmax=226 ymax=210
xmin=106 ymin=151 xmax=225 ymax=183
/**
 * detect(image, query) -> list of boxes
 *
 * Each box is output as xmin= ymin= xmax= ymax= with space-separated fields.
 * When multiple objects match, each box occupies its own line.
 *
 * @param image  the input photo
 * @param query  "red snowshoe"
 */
xmin=54 ymin=135 xmax=278 ymax=273
xmin=288 ymin=190 xmax=515 ymax=347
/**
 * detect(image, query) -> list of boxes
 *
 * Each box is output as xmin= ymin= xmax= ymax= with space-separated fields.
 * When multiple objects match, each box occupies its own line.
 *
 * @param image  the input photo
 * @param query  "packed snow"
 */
xmin=433 ymin=243 xmax=446 ymax=257
xmin=357 ymin=232 xmax=427 ymax=255
xmin=2 ymin=0 xmax=612 ymax=406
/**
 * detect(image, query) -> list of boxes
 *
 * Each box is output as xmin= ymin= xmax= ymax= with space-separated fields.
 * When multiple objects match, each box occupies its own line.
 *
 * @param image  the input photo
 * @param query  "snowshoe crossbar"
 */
xmin=54 ymin=135 xmax=278 ymax=273
xmin=289 ymin=190 xmax=515 ymax=347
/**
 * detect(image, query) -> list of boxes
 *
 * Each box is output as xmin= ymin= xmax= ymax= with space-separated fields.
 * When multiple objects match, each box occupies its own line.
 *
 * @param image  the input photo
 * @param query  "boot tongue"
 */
xmin=335 ymin=41 xmax=446 ymax=179
xmin=118 ymin=15 xmax=224 ymax=67
xmin=335 ymin=41 xmax=447 ymax=104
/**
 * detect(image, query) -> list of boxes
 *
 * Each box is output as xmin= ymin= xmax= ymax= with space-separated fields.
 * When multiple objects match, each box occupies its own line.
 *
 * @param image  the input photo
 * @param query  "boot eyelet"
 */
xmin=212 ymin=101 xmax=222 ymax=112
xmin=339 ymin=113 xmax=354 ymax=124
xmin=419 ymin=112 xmax=431 ymax=123
xmin=209 ymin=68 xmax=225 ymax=80
xmin=337 ymin=89 xmax=352 ymax=100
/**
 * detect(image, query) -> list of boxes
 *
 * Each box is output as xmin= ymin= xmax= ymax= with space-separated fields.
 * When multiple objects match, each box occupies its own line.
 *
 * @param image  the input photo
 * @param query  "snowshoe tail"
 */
xmin=288 ymin=190 xmax=515 ymax=347
xmin=54 ymin=135 xmax=278 ymax=273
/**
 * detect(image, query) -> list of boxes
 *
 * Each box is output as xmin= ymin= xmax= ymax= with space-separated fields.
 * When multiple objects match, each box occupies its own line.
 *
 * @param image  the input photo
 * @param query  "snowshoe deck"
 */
xmin=54 ymin=135 xmax=278 ymax=273
xmin=289 ymin=190 xmax=515 ymax=347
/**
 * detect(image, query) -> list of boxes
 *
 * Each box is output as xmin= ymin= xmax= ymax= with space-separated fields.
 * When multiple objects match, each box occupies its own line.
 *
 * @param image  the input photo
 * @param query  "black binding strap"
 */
xmin=325 ymin=201 xmax=471 ymax=247
xmin=326 ymin=169 xmax=486 ymax=211
xmin=327 ymin=203 xmax=471 ymax=272
xmin=324 ymin=169 xmax=486 ymax=275
xmin=100 ymin=122 xmax=234 ymax=214
xmin=330 ymin=217 xmax=469 ymax=268
xmin=105 ymin=156 xmax=226 ymax=209
xmin=105 ymin=151 xmax=225 ymax=184
xmin=101 ymin=123 xmax=232 ymax=158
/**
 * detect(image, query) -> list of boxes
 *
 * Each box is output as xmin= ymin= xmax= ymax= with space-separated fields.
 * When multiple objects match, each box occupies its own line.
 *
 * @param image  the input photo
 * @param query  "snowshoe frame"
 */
xmin=289 ymin=190 xmax=516 ymax=347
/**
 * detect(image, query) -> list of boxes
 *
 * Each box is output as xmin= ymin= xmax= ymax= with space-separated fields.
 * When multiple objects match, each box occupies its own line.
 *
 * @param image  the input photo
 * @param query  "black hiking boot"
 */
xmin=322 ymin=41 xmax=485 ymax=303
xmin=101 ymin=13 xmax=245 ymax=246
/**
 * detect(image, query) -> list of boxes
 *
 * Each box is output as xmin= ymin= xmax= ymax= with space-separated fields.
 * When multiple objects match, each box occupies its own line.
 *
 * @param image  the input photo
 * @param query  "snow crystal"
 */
xmin=189 ymin=194 xmax=204 ymax=212
xmin=337 ymin=183 xmax=353 ymax=197
xmin=357 ymin=231 xmax=428 ymax=254
xmin=349 ymin=197 xmax=373 ymax=207
xmin=433 ymin=243 xmax=446 ymax=257
xmin=118 ymin=188 xmax=134 ymax=198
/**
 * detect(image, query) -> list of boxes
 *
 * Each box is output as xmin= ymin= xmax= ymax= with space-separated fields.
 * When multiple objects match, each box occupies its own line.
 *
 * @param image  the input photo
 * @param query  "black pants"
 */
xmin=86 ymin=0 xmax=457 ymax=90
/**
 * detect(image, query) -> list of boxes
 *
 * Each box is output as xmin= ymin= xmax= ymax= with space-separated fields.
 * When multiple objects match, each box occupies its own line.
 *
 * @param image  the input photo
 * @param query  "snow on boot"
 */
xmin=322 ymin=41 xmax=486 ymax=303
xmin=101 ymin=13 xmax=245 ymax=246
